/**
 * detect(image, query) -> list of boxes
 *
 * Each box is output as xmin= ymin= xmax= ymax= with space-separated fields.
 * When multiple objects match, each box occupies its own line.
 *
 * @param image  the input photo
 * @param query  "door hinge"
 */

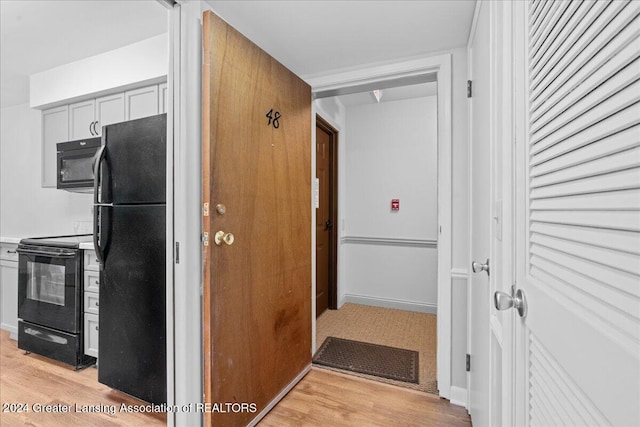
xmin=203 ymin=202 xmax=209 ymax=217
xmin=466 ymin=354 xmax=471 ymax=372
xmin=202 ymin=232 xmax=209 ymax=247
xmin=175 ymin=242 xmax=180 ymax=264
xmin=467 ymin=80 xmax=473 ymax=98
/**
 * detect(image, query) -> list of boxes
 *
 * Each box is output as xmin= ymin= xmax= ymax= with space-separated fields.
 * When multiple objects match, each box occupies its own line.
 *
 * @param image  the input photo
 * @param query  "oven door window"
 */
xmin=26 ymin=261 xmax=65 ymax=306
xmin=18 ymin=253 xmax=80 ymax=333
xmin=61 ymin=156 xmax=95 ymax=183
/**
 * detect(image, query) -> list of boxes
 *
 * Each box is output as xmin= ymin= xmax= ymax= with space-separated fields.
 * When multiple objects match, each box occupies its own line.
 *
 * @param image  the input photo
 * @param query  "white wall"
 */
xmin=30 ymin=34 xmax=168 ymax=110
xmin=0 ymin=103 xmax=93 ymax=238
xmin=342 ymin=96 xmax=438 ymax=312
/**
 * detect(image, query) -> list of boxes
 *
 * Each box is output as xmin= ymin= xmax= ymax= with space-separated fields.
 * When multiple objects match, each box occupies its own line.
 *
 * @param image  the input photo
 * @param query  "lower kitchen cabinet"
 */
xmin=0 ymin=242 xmax=19 ymax=340
xmin=83 ymin=249 xmax=99 ymax=358
xmin=84 ymin=313 xmax=99 ymax=358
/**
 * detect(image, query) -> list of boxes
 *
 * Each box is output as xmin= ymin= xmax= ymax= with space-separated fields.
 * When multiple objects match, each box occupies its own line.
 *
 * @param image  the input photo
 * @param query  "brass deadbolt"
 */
xmin=214 ymin=231 xmax=234 ymax=246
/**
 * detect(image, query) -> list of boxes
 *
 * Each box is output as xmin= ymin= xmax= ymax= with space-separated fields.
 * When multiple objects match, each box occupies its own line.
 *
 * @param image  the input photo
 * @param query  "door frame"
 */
xmin=306 ymin=53 xmax=454 ymax=399
xmin=315 ymin=115 xmax=339 ymax=313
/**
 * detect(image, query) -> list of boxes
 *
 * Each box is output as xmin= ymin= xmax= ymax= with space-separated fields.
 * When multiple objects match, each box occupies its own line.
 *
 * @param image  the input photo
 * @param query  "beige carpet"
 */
xmin=315 ymin=303 xmax=438 ymax=394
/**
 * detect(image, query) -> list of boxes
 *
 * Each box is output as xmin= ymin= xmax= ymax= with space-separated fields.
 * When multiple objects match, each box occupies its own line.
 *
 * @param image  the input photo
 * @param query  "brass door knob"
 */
xmin=214 ymin=231 xmax=234 ymax=246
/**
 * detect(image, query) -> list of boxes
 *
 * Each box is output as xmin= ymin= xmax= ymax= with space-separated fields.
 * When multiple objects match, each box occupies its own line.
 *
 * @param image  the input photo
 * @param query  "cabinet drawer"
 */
xmin=84 ymin=313 xmax=99 ymax=358
xmin=84 ymin=250 xmax=100 ymax=271
xmin=84 ymin=291 xmax=99 ymax=315
xmin=84 ymin=270 xmax=100 ymax=293
xmin=0 ymin=243 xmax=18 ymax=262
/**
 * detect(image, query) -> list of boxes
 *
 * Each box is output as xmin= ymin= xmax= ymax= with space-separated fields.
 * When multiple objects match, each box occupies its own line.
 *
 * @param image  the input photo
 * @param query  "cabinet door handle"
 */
xmin=92 ymin=121 xmax=99 ymax=136
xmin=6 ymin=250 xmax=17 ymax=254
xmin=95 ymin=326 xmax=99 ymax=331
xmin=89 ymin=121 xmax=94 ymax=136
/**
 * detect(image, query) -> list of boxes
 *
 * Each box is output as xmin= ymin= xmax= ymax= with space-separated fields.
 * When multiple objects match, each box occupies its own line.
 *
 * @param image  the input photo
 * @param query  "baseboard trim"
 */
xmin=1 ymin=324 xmax=18 ymax=340
xmin=449 ymin=386 xmax=468 ymax=408
xmin=247 ymin=364 xmax=311 ymax=427
xmin=343 ymin=294 xmax=437 ymax=314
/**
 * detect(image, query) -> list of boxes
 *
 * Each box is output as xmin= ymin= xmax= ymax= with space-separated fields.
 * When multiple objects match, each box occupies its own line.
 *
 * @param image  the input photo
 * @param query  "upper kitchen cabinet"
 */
xmin=125 ymin=86 xmax=159 ymax=121
xmin=42 ymin=106 xmax=69 ymax=187
xmin=97 ymin=94 xmax=126 ymax=134
xmin=159 ymin=83 xmax=168 ymax=114
xmin=41 ymin=84 xmax=163 ymax=188
xmin=69 ymin=100 xmax=96 ymax=140
xmin=69 ymin=94 xmax=126 ymax=140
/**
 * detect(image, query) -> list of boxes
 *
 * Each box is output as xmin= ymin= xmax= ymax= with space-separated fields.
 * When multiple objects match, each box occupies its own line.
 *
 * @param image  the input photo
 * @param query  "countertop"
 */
xmin=79 ymin=242 xmax=95 ymax=250
xmin=0 ymin=237 xmax=21 ymax=244
xmin=1 ymin=237 xmax=96 ymax=250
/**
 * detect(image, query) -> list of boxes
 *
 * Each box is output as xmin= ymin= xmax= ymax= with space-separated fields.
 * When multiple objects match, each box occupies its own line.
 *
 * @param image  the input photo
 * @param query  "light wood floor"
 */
xmin=260 ymin=368 xmax=471 ymax=427
xmin=0 ymin=330 xmax=165 ymax=427
xmin=1 ymin=330 xmax=470 ymax=426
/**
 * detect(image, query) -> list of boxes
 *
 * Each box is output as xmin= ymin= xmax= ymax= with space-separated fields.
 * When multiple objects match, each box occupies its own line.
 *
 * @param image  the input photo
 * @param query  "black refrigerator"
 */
xmin=93 ymin=114 xmax=167 ymax=405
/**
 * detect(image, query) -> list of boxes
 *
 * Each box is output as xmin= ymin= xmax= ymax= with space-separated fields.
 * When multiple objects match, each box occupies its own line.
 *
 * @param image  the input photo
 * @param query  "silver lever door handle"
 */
xmin=472 ymin=259 xmax=490 ymax=275
xmin=494 ymin=288 xmax=527 ymax=318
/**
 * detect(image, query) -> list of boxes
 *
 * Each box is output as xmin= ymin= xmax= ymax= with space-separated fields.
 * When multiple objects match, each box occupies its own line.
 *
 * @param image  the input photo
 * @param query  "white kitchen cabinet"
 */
xmin=84 ymin=291 xmax=99 ymax=316
xmin=70 ymin=94 xmax=126 ymax=140
xmin=159 ymin=83 xmax=168 ymax=114
xmin=41 ymin=105 xmax=69 ymax=187
xmin=95 ymin=93 xmax=125 ymax=136
xmin=83 ymin=249 xmax=100 ymax=358
xmin=84 ymin=313 xmax=99 ymax=358
xmin=84 ymin=250 xmax=101 ymax=271
xmin=0 ymin=243 xmax=19 ymax=340
xmin=125 ymin=85 xmax=159 ymax=120
xmin=84 ymin=269 xmax=100 ymax=293
xmin=41 ymin=83 xmax=164 ymax=188
xmin=69 ymin=100 xmax=96 ymax=140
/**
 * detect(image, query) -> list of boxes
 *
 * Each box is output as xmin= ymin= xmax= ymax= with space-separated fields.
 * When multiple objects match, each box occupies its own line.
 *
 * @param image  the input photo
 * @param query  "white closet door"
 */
xmin=515 ymin=1 xmax=640 ymax=426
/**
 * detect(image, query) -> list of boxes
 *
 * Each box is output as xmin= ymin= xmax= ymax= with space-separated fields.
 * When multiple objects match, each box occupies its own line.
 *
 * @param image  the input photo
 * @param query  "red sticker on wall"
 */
xmin=391 ymin=199 xmax=400 ymax=211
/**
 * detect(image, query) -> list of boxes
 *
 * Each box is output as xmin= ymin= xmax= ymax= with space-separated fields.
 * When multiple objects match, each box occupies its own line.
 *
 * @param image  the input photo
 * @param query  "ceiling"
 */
xmin=210 ymin=0 xmax=476 ymax=79
xmin=0 ymin=1 xmax=168 ymax=109
xmin=0 ymin=0 xmax=475 ymax=109
xmin=337 ymin=82 xmax=438 ymax=106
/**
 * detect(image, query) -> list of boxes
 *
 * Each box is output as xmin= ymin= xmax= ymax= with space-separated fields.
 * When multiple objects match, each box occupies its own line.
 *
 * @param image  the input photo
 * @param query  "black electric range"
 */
xmin=16 ymin=234 xmax=96 ymax=369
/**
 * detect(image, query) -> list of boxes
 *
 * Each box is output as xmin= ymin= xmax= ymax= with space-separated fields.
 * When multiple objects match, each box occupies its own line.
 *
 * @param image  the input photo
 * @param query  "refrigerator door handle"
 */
xmin=93 ymin=144 xmax=107 ymax=265
xmin=93 ymin=144 xmax=107 ymax=205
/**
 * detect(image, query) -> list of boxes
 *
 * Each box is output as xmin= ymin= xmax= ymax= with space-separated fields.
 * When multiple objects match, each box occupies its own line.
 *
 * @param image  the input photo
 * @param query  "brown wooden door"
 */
xmin=202 ymin=11 xmax=311 ymax=427
xmin=315 ymin=125 xmax=330 ymax=317
xmin=314 ymin=118 xmax=337 ymax=317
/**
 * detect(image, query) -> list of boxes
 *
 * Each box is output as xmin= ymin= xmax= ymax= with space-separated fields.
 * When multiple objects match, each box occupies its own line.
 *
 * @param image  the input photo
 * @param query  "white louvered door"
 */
xmin=513 ymin=1 xmax=640 ymax=426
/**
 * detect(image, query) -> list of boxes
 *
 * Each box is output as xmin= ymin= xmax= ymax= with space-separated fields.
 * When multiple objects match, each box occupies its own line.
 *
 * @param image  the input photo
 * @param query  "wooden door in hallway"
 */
xmin=315 ymin=116 xmax=338 ymax=317
xmin=202 ymin=11 xmax=311 ymax=427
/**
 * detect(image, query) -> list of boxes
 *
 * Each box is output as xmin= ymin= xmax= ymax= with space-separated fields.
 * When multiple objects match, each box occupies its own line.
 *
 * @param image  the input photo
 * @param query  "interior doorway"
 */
xmin=315 ymin=116 xmax=338 ymax=318
xmin=309 ymin=54 xmax=453 ymax=399
xmin=313 ymin=82 xmax=439 ymax=394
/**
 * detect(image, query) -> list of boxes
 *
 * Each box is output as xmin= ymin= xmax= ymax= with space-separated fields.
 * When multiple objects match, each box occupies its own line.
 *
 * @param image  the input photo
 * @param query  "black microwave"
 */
xmin=56 ymin=137 xmax=101 ymax=191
